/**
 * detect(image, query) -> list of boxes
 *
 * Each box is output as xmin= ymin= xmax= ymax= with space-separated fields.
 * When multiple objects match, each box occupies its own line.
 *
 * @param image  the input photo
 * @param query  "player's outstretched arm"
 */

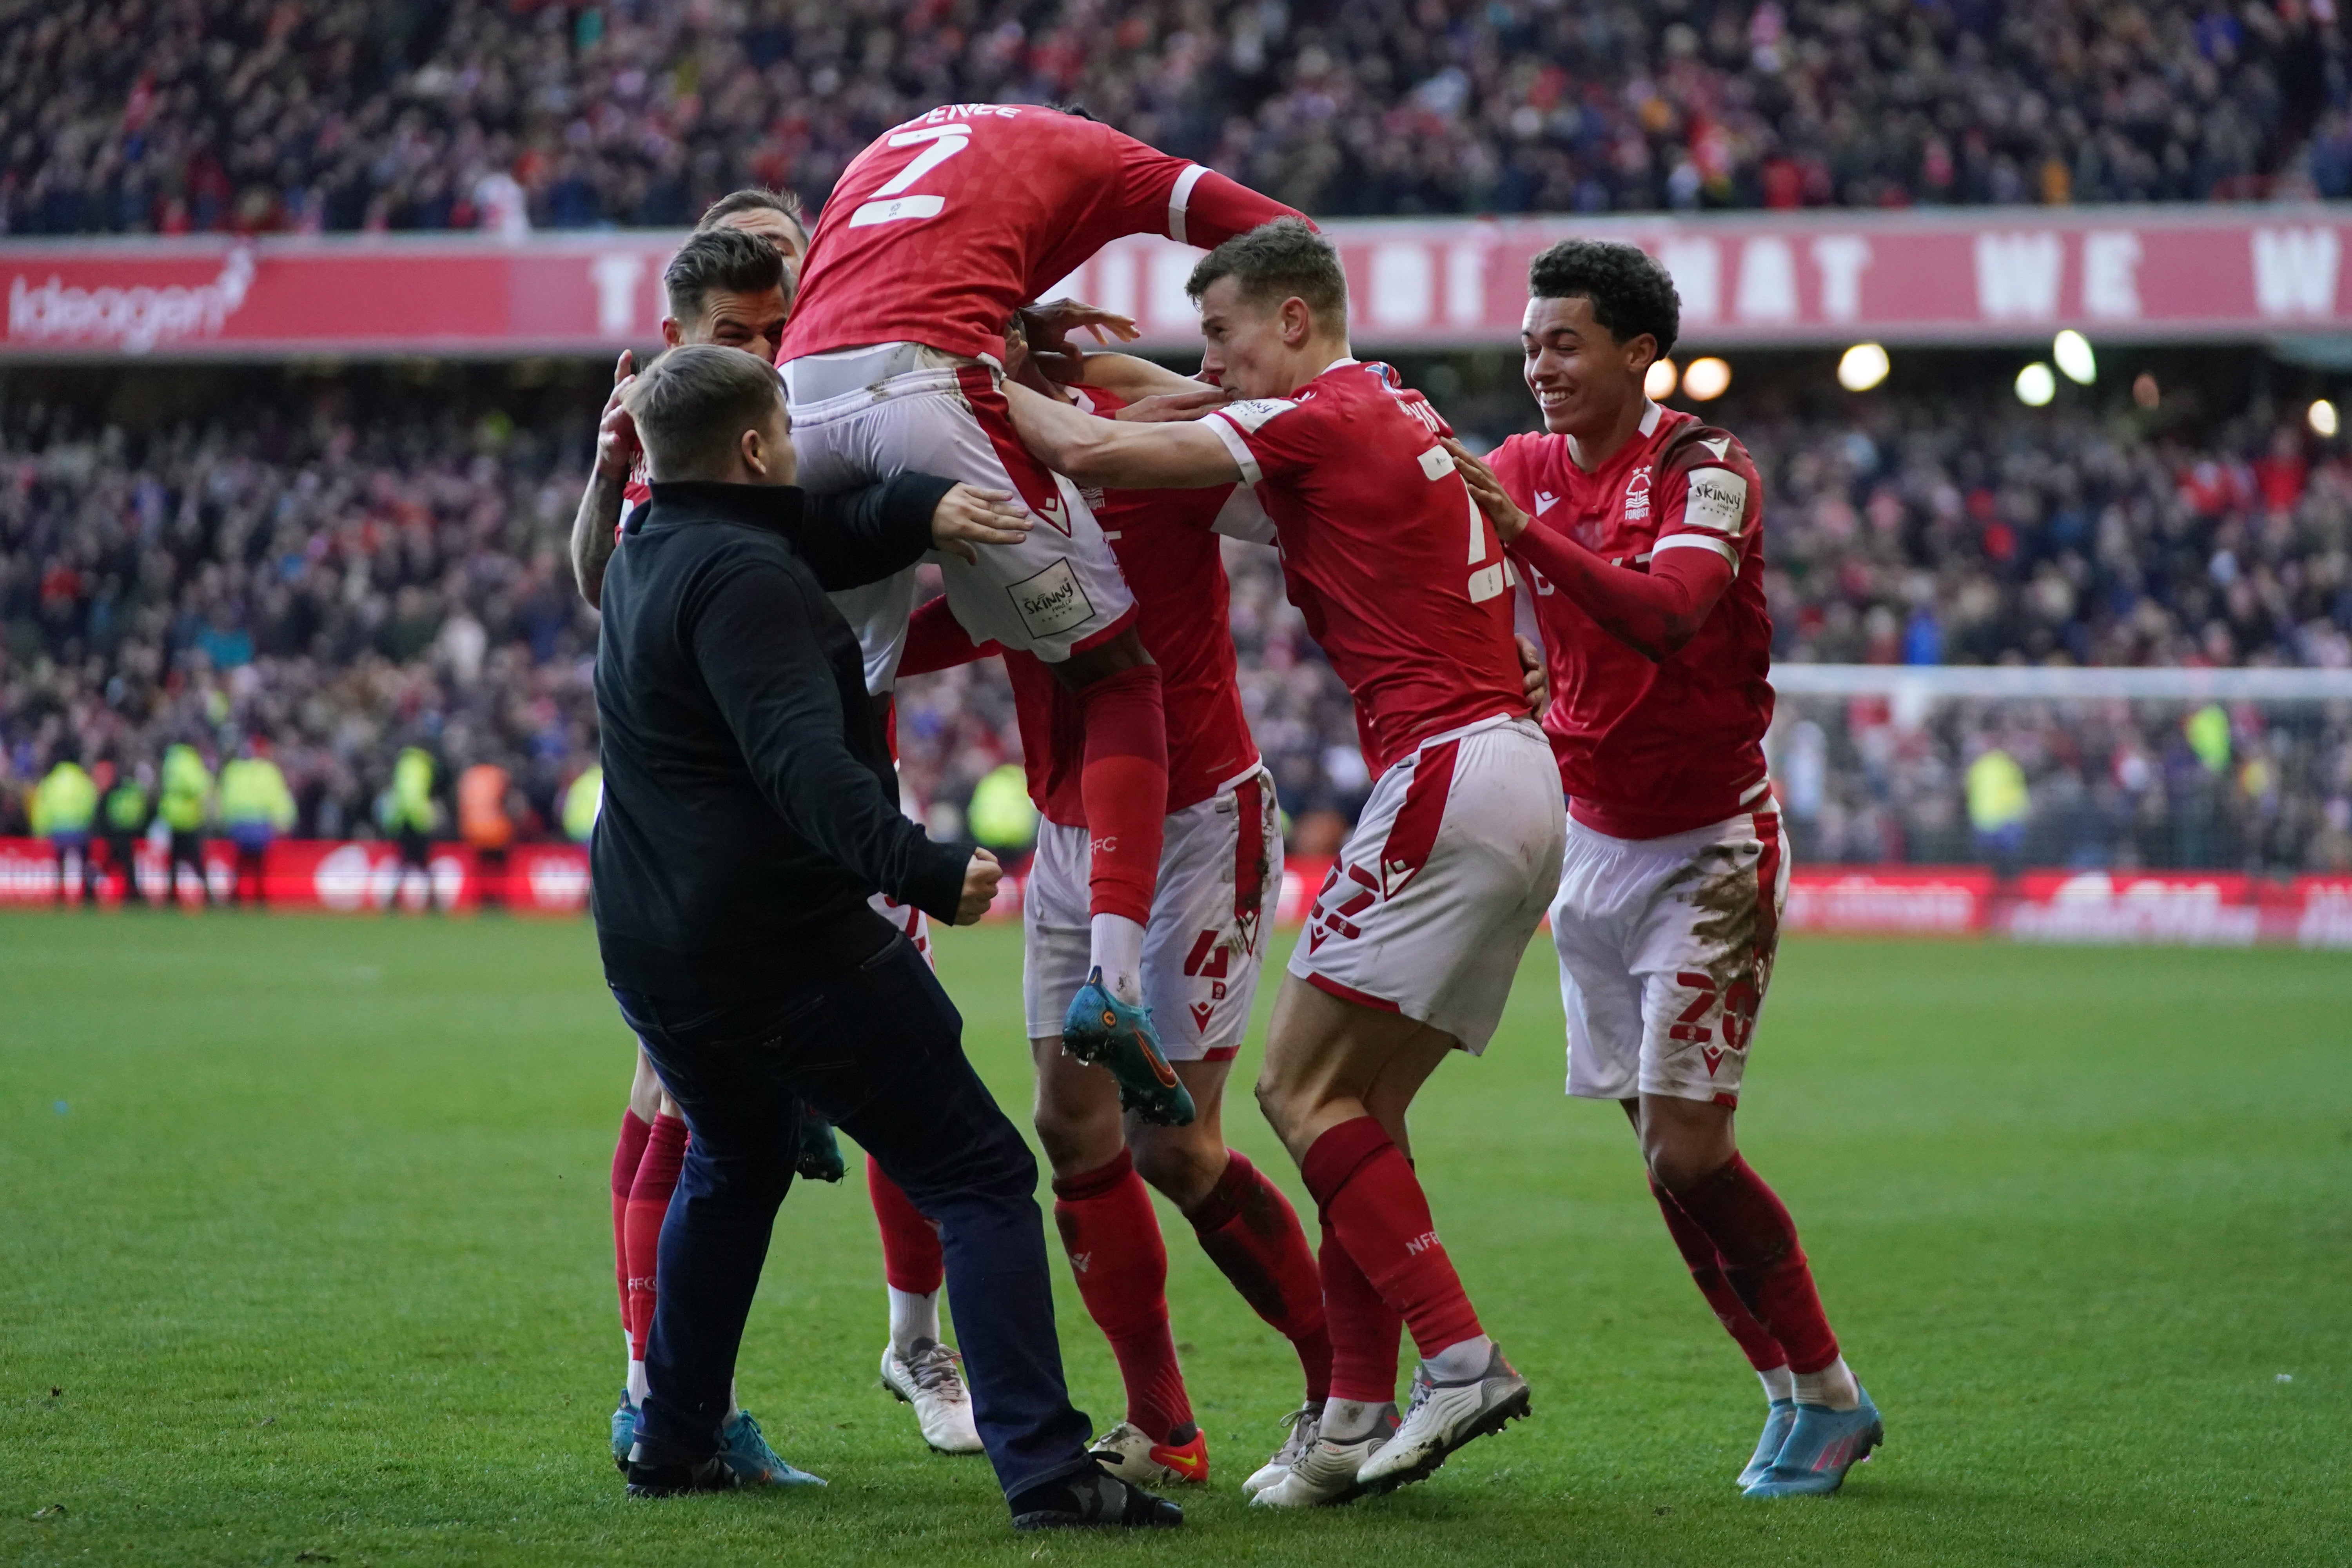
xmin=1003 ymin=380 xmax=1242 ymax=490
xmin=570 ymin=350 xmax=637 ymax=608
xmin=1445 ymin=437 xmax=1732 ymax=662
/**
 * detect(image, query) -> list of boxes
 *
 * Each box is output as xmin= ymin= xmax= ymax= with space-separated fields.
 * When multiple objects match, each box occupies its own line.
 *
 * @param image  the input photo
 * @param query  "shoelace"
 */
xmin=1397 ymin=1369 xmax=1436 ymax=1427
xmin=1272 ymin=1405 xmax=1320 ymax=1463
xmin=908 ymin=1344 xmax=969 ymax=1402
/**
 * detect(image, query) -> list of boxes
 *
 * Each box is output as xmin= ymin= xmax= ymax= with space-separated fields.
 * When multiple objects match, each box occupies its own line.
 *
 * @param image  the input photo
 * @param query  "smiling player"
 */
xmin=1445 ymin=239 xmax=1883 ymax=1499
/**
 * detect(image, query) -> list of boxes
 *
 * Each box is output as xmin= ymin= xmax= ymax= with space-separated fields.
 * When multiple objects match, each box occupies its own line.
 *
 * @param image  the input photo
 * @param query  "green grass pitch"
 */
xmin=2 ymin=912 xmax=2345 ymax=1566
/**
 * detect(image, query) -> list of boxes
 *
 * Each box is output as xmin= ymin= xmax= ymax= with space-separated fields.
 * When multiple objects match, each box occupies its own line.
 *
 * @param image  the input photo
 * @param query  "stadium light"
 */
xmin=1683 ymin=356 xmax=1732 ymax=400
xmin=1645 ymin=357 xmax=1679 ymax=399
xmin=2053 ymin=330 xmax=2096 ymax=385
xmin=1837 ymin=343 xmax=1889 ymax=392
xmin=2015 ymin=362 xmax=2057 ymax=407
xmin=2311 ymin=399 xmax=2340 ymax=438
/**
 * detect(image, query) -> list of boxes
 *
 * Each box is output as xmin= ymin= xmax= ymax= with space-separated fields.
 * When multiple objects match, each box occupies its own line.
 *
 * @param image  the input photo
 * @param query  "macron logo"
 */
xmin=1534 ymin=491 xmax=1559 ymax=515
xmin=1700 ymin=436 xmax=1731 ymax=459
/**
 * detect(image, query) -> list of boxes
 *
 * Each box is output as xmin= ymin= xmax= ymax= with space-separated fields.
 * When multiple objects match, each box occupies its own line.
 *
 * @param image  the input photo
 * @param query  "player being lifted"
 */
xmin=1443 ymin=240 xmax=1883 ymax=1498
xmin=881 ymin=310 xmax=1333 ymax=1490
xmin=1005 ymin=220 xmax=1567 ymax=1506
xmin=777 ymin=103 xmax=1300 ymax=1100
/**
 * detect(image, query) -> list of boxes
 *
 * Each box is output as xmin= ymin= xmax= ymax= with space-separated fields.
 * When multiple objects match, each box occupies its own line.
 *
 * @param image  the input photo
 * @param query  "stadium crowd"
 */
xmin=3 ymin=0 xmax=2346 ymax=237
xmin=2 ymin=368 xmax=2348 ymax=870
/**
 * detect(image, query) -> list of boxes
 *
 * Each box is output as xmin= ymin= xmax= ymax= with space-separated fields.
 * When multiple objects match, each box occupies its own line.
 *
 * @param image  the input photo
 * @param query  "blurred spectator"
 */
xmin=2 ymin=0 xmax=2342 ymax=236
xmin=100 ymin=753 xmax=152 ymax=906
xmin=30 ymin=744 xmax=97 ymax=903
xmin=219 ymin=736 xmax=295 ymax=904
xmin=158 ymin=740 xmax=214 ymax=905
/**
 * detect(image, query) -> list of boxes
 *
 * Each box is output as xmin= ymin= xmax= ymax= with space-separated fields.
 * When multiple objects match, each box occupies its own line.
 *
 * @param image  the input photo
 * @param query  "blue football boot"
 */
xmin=717 ymin=1409 xmax=827 ymax=1488
xmin=1061 ymin=967 xmax=1194 ymax=1127
xmin=1736 ymin=1398 xmax=1798 ymax=1489
xmin=611 ymin=1390 xmax=637 ymax=1472
xmin=1742 ymin=1386 xmax=1881 ymax=1498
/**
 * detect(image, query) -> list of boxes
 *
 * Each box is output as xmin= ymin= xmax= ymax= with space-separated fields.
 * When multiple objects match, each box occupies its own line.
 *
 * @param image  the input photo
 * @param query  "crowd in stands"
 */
xmin=5 ymin=0 xmax=2348 ymax=238
xmin=2 ymin=363 xmax=2348 ymax=871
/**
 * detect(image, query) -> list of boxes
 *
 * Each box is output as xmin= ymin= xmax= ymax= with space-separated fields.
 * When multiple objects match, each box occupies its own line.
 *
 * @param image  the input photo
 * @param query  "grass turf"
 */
xmin=0 ymin=912 xmax=2345 ymax=1566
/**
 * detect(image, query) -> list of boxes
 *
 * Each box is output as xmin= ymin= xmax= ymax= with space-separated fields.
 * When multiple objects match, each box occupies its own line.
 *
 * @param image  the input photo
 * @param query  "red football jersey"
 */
xmin=781 ymin=104 xmax=1300 ymax=366
xmin=1487 ymin=403 xmax=1776 ymax=838
xmin=905 ymin=385 xmax=1264 ymax=825
xmin=1203 ymin=359 xmax=1526 ymax=775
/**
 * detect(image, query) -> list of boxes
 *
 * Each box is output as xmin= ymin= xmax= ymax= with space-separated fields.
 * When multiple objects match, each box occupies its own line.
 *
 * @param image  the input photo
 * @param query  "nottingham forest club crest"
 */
xmin=1623 ymin=465 xmax=1654 ymax=522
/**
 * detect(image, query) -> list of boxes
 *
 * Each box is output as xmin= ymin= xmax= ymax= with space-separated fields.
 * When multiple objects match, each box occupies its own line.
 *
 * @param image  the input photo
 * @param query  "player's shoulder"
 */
xmin=1485 ymin=430 xmax=1561 ymax=484
xmin=1656 ymin=416 xmax=1760 ymax=483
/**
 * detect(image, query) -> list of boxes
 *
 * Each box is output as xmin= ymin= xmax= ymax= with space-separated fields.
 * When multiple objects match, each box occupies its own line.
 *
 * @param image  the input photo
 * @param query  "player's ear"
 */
xmin=1282 ymin=295 xmax=1312 ymax=347
xmin=660 ymin=318 xmax=685 ymax=349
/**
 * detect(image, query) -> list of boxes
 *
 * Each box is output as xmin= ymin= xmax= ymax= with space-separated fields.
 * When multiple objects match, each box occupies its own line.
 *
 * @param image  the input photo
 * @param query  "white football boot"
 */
xmin=1356 ymin=1343 xmax=1530 ymax=1491
xmin=1086 ymin=1420 xmax=1210 ymax=1488
xmin=1249 ymin=1403 xmax=1397 ymax=1509
xmin=880 ymin=1338 xmax=984 ymax=1454
xmin=1242 ymin=1403 xmax=1322 ymax=1498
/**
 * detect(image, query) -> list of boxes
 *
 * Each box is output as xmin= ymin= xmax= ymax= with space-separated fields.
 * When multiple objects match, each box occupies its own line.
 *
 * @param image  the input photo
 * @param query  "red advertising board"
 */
xmin=8 ymin=205 xmax=2352 ymax=359
xmin=4 ymin=841 xmax=2347 ymax=947
xmin=1782 ymin=867 xmax=1994 ymax=935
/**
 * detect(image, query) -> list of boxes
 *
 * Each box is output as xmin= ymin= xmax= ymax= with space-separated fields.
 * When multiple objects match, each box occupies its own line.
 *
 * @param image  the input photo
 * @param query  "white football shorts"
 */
xmin=1551 ymin=806 xmax=1789 ymax=1107
xmin=1290 ymin=716 xmax=1565 ymax=1054
xmin=783 ymin=341 xmax=1137 ymax=694
xmin=1022 ymin=766 xmax=1280 ymax=1062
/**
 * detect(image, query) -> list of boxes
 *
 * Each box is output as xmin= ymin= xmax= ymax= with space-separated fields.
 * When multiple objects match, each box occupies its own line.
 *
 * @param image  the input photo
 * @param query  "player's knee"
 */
xmin=1033 ymin=1096 xmax=1120 ymax=1178
xmin=1642 ymin=1122 xmax=1735 ymax=1194
xmin=1129 ymin=1121 xmax=1223 ymax=1201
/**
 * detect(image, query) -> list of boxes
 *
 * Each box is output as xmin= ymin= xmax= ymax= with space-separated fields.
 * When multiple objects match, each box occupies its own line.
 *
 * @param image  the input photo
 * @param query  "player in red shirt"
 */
xmin=1445 ymin=240 xmax=1882 ymax=1499
xmin=778 ymin=104 xmax=1301 ymax=1105
xmin=881 ymin=316 xmax=1330 ymax=1492
xmin=1005 ymin=220 xmax=1566 ymax=1506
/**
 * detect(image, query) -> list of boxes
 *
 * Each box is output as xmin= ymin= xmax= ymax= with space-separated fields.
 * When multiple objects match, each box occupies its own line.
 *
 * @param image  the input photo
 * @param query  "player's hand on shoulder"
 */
xmin=1515 ymin=634 xmax=1549 ymax=718
xmin=929 ymin=485 xmax=1033 ymax=563
xmin=1442 ymin=436 xmax=1530 ymax=543
xmin=596 ymin=350 xmax=640 ymax=482
xmin=1115 ymin=385 xmax=1229 ymax=423
xmin=955 ymin=846 xmax=1002 ymax=926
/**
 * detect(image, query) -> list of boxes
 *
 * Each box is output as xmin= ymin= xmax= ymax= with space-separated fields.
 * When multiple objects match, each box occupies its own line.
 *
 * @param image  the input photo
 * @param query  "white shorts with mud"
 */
xmin=782 ymin=341 xmax=1137 ymax=694
xmin=1022 ymin=766 xmax=1280 ymax=1062
xmin=1551 ymin=807 xmax=1789 ymax=1107
xmin=1289 ymin=717 xmax=1566 ymax=1055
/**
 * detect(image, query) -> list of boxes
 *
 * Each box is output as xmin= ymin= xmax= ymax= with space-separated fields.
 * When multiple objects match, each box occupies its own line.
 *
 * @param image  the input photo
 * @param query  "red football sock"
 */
xmin=1301 ymin=1117 xmax=1482 ymax=1359
xmin=624 ymin=1113 xmax=687 ymax=1361
xmin=867 ymin=1154 xmax=944 ymax=1296
xmin=1184 ymin=1151 xmax=1332 ymax=1402
xmin=1074 ymin=661 xmax=1167 ymax=926
xmin=1670 ymin=1154 xmax=1840 ymax=1375
xmin=1316 ymin=1218 xmax=1403 ymax=1404
xmin=610 ymin=1110 xmax=653 ymax=1336
xmin=1052 ymin=1147 xmax=1192 ymax=1442
xmin=1650 ymin=1174 xmax=1787 ymax=1372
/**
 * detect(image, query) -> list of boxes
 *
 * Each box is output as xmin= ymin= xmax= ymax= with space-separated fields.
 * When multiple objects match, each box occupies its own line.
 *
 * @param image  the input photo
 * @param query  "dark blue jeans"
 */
xmin=613 ymin=935 xmax=1096 ymax=1501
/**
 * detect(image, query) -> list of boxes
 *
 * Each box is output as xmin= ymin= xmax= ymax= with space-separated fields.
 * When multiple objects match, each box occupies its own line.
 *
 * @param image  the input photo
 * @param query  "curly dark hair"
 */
xmin=662 ymin=226 xmax=785 ymax=322
xmin=1187 ymin=217 xmax=1348 ymax=326
xmin=1527 ymin=240 xmax=1680 ymax=358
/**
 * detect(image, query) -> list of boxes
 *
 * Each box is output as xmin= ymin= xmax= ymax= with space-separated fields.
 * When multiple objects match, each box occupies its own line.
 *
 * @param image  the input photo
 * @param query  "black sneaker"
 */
xmin=624 ymin=1448 xmax=743 ymax=1498
xmin=1009 ymin=1463 xmax=1184 ymax=1530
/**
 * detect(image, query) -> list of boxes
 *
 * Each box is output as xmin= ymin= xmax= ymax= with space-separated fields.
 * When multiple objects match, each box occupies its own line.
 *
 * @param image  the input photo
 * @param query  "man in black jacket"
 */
xmin=594 ymin=344 xmax=1181 ymax=1531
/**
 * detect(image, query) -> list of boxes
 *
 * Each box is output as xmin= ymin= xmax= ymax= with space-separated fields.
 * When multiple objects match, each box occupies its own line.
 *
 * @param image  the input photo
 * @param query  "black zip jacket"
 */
xmin=591 ymin=475 xmax=969 ymax=999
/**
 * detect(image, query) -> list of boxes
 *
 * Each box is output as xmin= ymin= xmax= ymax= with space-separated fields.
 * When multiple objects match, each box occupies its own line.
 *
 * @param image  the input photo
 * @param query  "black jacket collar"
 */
xmin=634 ymin=480 xmax=806 ymax=537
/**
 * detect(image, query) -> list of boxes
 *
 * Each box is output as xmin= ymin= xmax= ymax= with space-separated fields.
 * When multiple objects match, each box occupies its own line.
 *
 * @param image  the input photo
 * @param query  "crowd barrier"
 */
xmin=2 ymin=839 xmax=2346 ymax=948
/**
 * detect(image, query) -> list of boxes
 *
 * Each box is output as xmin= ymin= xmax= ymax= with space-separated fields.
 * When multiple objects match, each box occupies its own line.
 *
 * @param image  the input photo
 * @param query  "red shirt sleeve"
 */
xmin=895 ymin=593 xmax=998 ymax=679
xmin=1202 ymin=394 xmax=1325 ymax=486
xmin=1507 ymin=519 xmax=1732 ymax=662
xmin=1102 ymin=128 xmax=1306 ymax=247
xmin=1651 ymin=431 xmax=1762 ymax=575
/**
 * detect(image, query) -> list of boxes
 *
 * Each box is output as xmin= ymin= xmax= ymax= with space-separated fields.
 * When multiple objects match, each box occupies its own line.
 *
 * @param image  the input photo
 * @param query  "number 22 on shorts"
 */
xmin=849 ymin=127 xmax=970 ymax=227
